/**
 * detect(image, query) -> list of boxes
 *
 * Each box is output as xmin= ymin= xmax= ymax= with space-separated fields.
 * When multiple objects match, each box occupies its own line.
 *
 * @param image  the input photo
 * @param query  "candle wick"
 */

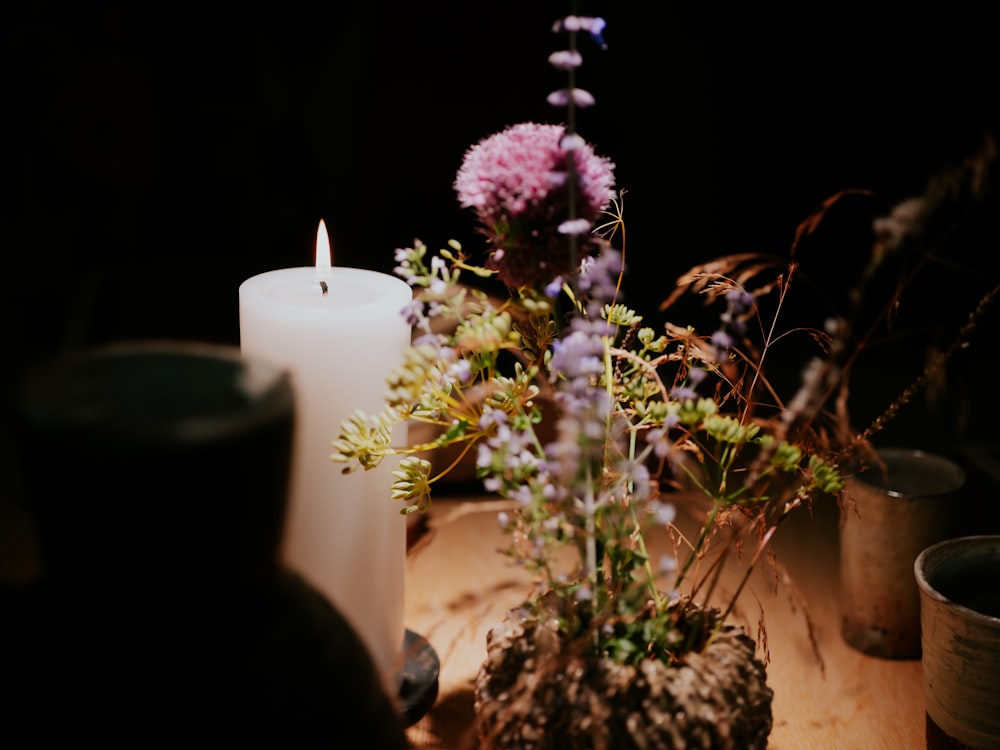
xmin=320 ymin=280 xmax=329 ymax=295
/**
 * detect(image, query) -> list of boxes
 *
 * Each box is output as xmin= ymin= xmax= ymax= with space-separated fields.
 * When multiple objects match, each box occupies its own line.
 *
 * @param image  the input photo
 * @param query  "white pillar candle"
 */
xmin=238 ymin=221 xmax=411 ymax=688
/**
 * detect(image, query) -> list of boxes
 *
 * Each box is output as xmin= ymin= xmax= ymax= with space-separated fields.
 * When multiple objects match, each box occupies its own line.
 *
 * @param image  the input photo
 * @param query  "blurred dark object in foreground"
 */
xmin=2 ymin=341 xmax=410 ymax=747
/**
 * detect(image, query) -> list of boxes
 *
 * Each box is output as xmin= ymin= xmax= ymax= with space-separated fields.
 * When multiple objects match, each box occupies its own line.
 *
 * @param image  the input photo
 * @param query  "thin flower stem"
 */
xmin=720 ymin=493 xmax=803 ymax=622
xmin=743 ymin=264 xmax=796 ymax=426
xmin=428 ymin=440 xmax=477 ymax=485
xmin=627 ymin=428 xmax=662 ymax=610
xmin=689 ymin=542 xmax=729 ymax=606
xmin=583 ymin=462 xmax=599 ymax=644
xmin=675 ymin=502 xmax=720 ymax=591
xmin=721 ymin=518 xmax=779 ymax=622
xmin=608 ymin=347 xmax=671 ymax=401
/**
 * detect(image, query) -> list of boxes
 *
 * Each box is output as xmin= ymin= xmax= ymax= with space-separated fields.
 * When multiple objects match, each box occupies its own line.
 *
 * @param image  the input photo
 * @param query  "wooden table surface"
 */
xmin=402 ymin=492 xmax=926 ymax=750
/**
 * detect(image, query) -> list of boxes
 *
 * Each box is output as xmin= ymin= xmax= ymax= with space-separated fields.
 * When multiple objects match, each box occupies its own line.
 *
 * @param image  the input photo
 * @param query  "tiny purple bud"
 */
xmin=560 ymin=133 xmax=586 ymax=152
xmin=653 ymin=501 xmax=676 ymax=526
xmin=553 ymin=16 xmax=607 ymax=50
xmin=725 ymin=288 xmax=754 ymax=312
xmin=659 ymin=554 xmax=678 ymax=575
xmin=548 ymin=170 xmax=568 ymax=188
xmin=582 ymin=17 xmax=607 ymax=49
xmin=546 ymin=88 xmax=596 ymax=108
xmin=711 ymin=330 xmax=733 ymax=349
xmin=560 ymin=16 xmax=583 ymax=32
xmin=558 ymin=218 xmax=592 ymax=236
xmin=545 ymin=276 xmax=564 ymax=298
xmin=548 ymin=50 xmax=583 ymax=70
xmin=671 ymin=385 xmax=697 ymax=402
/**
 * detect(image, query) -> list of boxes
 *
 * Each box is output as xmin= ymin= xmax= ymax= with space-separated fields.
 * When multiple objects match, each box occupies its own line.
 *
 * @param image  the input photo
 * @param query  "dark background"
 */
xmin=3 ymin=0 xmax=1000 ymax=452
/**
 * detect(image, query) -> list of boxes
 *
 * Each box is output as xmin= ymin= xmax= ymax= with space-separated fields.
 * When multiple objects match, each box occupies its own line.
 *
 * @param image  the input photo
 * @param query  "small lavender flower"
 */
xmin=617 ymin=459 xmax=651 ymax=503
xmin=543 ymin=251 xmax=623 ymax=492
xmin=442 ymin=357 xmax=472 ymax=387
xmin=400 ymin=298 xmax=425 ymax=329
xmin=651 ymin=500 xmax=676 ymax=527
xmin=670 ymin=384 xmax=698 ymax=402
xmin=577 ymin=248 xmax=623 ymax=315
xmin=508 ymin=483 xmax=537 ymax=506
xmin=549 ymin=321 xmax=612 ymax=389
xmin=725 ymin=287 xmax=754 ymax=313
xmin=710 ymin=329 xmax=733 ymax=350
xmin=719 ymin=287 xmax=754 ymax=336
xmin=659 ymin=554 xmax=678 ymax=576
xmin=475 ymin=406 xmax=543 ymax=492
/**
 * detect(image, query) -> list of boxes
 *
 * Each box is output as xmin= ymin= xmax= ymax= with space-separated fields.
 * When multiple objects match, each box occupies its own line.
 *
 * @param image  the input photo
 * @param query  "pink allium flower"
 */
xmin=454 ymin=122 xmax=616 ymax=289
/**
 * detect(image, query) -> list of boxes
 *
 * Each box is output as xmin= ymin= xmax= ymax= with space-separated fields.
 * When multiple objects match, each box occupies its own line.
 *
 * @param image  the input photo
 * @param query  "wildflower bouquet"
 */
xmin=334 ymin=8 xmax=840 ymax=652
xmin=331 ymin=8 xmax=996 ymax=749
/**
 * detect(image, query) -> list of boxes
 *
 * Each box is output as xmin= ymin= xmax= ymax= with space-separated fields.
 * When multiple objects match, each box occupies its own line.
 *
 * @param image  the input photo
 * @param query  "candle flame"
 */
xmin=315 ymin=219 xmax=332 ymax=280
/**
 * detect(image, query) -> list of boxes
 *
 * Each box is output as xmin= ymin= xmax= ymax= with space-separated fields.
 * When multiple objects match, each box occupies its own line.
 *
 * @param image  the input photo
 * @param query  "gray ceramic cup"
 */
xmin=916 ymin=535 xmax=1000 ymax=750
xmin=15 ymin=339 xmax=296 ymax=598
xmin=840 ymin=447 xmax=965 ymax=659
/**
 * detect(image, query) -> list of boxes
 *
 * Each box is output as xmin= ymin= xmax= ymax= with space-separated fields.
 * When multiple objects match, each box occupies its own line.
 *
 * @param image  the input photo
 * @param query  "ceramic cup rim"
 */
xmin=17 ymin=339 xmax=294 ymax=445
xmin=851 ymin=447 xmax=966 ymax=499
xmin=914 ymin=534 xmax=1000 ymax=625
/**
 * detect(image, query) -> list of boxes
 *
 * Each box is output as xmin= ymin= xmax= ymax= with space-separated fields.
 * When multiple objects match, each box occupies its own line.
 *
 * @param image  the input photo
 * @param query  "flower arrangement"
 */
xmin=331 ymin=7 xmax=996 ymax=747
xmin=333 ymin=7 xmax=841 ymax=656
